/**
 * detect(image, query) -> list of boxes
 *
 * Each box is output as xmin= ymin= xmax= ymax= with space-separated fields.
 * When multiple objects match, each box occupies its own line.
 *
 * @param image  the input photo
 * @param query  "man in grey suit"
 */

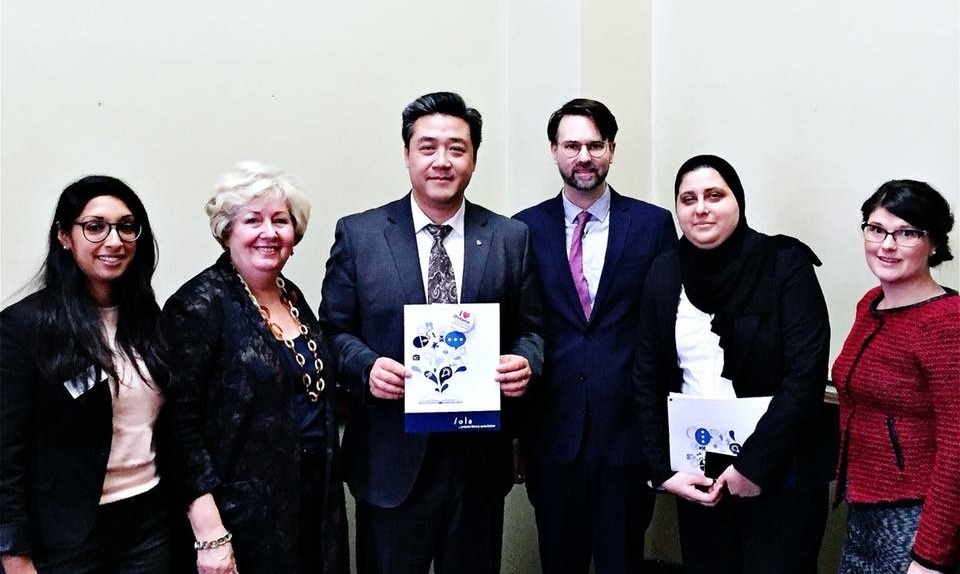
xmin=319 ymin=91 xmax=544 ymax=574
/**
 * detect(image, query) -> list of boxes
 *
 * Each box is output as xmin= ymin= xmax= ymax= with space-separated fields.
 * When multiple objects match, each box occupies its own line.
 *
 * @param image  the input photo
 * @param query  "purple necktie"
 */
xmin=569 ymin=211 xmax=592 ymax=320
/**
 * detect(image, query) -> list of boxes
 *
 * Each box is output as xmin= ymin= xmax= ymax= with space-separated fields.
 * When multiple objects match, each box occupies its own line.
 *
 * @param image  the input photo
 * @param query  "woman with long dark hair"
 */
xmin=1 ymin=176 xmax=174 ymax=573
xmin=633 ymin=155 xmax=835 ymax=573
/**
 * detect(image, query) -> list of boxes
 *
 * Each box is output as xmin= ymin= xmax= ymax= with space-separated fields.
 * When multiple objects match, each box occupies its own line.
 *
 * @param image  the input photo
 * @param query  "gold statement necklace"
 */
xmin=236 ymin=272 xmax=325 ymax=402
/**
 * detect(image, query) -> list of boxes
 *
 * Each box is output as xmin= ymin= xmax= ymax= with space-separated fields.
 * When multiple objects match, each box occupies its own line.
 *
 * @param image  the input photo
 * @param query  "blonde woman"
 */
xmin=163 ymin=162 xmax=347 ymax=574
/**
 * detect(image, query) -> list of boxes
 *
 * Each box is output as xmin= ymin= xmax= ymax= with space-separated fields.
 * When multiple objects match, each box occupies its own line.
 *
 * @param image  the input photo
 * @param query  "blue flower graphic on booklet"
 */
xmin=409 ymin=309 xmax=475 ymax=404
xmin=684 ymin=426 xmax=742 ymax=471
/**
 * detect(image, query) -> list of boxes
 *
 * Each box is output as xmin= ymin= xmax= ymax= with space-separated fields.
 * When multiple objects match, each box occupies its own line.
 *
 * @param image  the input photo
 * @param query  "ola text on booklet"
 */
xmin=403 ymin=303 xmax=500 ymax=433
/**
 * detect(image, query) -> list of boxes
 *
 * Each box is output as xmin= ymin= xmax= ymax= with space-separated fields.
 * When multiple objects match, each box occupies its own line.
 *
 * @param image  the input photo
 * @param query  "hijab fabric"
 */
xmin=674 ymin=155 xmax=770 ymax=316
xmin=674 ymin=155 xmax=779 ymax=380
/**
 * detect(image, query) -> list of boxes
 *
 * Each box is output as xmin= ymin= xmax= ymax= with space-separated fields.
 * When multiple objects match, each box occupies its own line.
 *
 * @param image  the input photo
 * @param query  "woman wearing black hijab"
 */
xmin=633 ymin=155 xmax=835 ymax=573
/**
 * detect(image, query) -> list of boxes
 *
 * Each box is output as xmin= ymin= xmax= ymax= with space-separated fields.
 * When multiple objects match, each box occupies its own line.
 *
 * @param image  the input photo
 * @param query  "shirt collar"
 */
xmin=561 ymin=184 xmax=611 ymax=224
xmin=410 ymin=194 xmax=466 ymax=238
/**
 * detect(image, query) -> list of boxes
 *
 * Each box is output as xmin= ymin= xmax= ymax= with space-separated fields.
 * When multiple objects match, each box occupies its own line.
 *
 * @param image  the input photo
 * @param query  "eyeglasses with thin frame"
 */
xmin=861 ymin=223 xmax=927 ymax=247
xmin=557 ymin=140 xmax=609 ymax=159
xmin=73 ymin=219 xmax=143 ymax=243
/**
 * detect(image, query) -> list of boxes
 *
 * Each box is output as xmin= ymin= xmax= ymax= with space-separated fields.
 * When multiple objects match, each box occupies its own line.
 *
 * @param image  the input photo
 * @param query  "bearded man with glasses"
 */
xmin=514 ymin=99 xmax=678 ymax=574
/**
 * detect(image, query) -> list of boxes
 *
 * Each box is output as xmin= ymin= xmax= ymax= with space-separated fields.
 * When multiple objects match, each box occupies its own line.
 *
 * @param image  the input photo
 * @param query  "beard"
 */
xmin=560 ymin=162 xmax=608 ymax=192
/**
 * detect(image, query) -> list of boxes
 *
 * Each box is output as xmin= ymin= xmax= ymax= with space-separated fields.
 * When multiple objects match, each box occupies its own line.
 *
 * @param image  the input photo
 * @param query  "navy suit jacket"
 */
xmin=319 ymin=195 xmax=544 ymax=508
xmin=514 ymin=188 xmax=676 ymax=467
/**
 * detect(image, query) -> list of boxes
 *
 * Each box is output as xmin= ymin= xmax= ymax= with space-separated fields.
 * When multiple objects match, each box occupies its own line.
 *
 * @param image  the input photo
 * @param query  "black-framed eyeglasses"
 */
xmin=557 ymin=140 xmax=609 ymax=159
xmin=861 ymin=223 xmax=926 ymax=247
xmin=73 ymin=220 xmax=142 ymax=243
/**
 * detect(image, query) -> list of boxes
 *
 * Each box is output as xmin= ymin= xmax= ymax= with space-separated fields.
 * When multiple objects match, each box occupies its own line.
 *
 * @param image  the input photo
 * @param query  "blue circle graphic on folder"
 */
xmin=694 ymin=428 xmax=711 ymax=446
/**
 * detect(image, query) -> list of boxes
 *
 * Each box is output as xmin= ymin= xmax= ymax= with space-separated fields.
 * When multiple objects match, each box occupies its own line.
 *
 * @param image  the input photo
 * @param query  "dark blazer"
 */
xmin=0 ymin=291 xmax=175 ymax=556
xmin=319 ymin=195 xmax=545 ymax=508
xmin=633 ymin=238 xmax=837 ymax=490
xmin=514 ymin=189 xmax=676 ymax=466
xmin=162 ymin=254 xmax=347 ymax=574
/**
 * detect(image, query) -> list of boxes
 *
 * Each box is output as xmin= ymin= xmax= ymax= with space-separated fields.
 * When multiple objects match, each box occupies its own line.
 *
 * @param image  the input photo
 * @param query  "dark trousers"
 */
xmin=299 ymin=450 xmax=328 ymax=574
xmin=355 ymin=436 xmax=506 ymax=574
xmin=675 ymin=484 xmax=828 ymax=574
xmin=528 ymin=451 xmax=655 ymax=573
xmin=35 ymin=486 xmax=171 ymax=574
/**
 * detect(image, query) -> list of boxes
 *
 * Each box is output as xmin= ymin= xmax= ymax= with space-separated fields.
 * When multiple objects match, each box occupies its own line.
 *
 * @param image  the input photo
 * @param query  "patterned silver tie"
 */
xmin=426 ymin=224 xmax=457 ymax=304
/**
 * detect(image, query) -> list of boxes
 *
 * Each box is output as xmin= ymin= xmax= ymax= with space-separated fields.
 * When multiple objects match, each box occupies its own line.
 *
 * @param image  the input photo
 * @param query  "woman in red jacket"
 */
xmin=833 ymin=179 xmax=959 ymax=573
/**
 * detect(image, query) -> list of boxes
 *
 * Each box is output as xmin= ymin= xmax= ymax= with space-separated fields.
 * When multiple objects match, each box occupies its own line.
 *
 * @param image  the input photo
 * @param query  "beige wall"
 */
xmin=1 ymin=0 xmax=510 ymax=304
xmin=648 ymin=0 xmax=960 ymax=360
xmin=3 ymin=1 xmax=959 ymax=572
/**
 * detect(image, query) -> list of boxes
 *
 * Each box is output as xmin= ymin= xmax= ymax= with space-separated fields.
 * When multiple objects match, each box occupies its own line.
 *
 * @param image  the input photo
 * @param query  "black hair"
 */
xmin=861 ymin=179 xmax=954 ymax=267
xmin=546 ymin=98 xmax=619 ymax=144
xmin=401 ymin=92 xmax=482 ymax=158
xmin=38 ymin=175 xmax=168 ymax=388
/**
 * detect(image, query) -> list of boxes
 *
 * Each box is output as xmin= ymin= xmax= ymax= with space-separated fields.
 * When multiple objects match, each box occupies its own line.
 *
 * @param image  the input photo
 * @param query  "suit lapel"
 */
xmin=542 ymin=195 xmax=587 ymax=323
xmin=461 ymin=201 xmax=492 ymax=304
xmin=384 ymin=197 xmax=427 ymax=305
xmin=593 ymin=188 xmax=631 ymax=314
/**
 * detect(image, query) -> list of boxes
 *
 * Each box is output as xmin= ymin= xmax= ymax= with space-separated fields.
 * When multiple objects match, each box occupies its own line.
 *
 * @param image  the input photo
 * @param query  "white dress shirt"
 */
xmin=675 ymin=287 xmax=736 ymax=398
xmin=561 ymin=186 xmax=611 ymax=307
xmin=411 ymin=195 xmax=465 ymax=302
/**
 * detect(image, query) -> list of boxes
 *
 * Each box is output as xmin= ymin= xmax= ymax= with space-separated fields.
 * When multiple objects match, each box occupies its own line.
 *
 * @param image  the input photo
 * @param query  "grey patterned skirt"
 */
xmin=839 ymin=502 xmax=921 ymax=574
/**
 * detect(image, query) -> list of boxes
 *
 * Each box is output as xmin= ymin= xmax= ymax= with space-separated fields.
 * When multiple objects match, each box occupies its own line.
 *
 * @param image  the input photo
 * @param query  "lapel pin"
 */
xmin=476 ymin=239 xmax=483 ymax=246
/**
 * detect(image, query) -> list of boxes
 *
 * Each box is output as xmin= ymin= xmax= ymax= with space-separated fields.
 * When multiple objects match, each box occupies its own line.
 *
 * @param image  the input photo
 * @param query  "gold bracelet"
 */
xmin=194 ymin=531 xmax=233 ymax=551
